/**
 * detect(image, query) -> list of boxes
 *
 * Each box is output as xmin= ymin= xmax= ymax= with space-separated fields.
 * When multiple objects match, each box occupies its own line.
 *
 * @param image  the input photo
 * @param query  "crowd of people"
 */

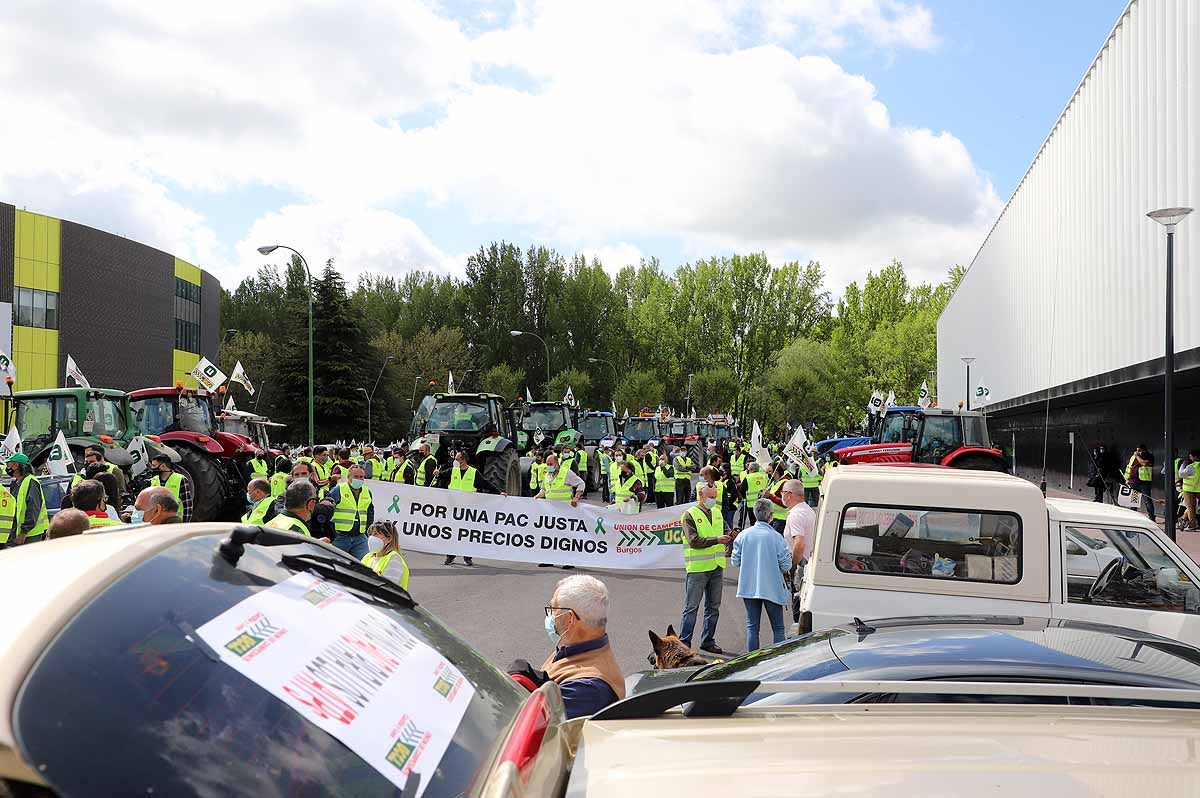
xmin=1088 ymin=442 xmax=1200 ymax=529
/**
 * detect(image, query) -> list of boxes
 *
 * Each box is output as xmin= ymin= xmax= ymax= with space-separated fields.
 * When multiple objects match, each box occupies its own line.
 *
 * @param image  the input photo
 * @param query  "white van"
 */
xmin=799 ymin=466 xmax=1200 ymax=646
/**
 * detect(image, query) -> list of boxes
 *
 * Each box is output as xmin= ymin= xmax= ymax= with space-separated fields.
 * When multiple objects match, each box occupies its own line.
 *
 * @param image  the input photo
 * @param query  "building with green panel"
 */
xmin=0 ymin=203 xmax=221 ymax=392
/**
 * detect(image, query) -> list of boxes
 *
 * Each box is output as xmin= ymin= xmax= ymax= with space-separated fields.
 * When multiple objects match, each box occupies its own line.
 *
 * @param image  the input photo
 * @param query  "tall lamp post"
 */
xmin=257 ymin=244 xmax=314 ymax=447
xmin=358 ymin=356 xmax=394 ymax=443
xmin=961 ymin=357 xmax=975 ymax=411
xmin=587 ymin=357 xmax=617 ymax=407
xmin=1148 ymin=207 xmax=1193 ymax=542
xmin=685 ymin=372 xmax=695 ymax=418
xmin=356 ymin=388 xmax=372 ymax=443
xmin=510 ymin=330 xmax=550 ymax=397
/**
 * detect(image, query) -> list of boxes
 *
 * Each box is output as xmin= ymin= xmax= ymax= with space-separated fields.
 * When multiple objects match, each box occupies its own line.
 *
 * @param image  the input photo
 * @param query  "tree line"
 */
xmin=220 ymin=243 xmax=964 ymax=443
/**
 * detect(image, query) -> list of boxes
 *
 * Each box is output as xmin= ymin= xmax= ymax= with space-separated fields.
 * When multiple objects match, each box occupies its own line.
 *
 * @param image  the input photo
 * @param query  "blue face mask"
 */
xmin=704 ymin=497 xmax=717 ymax=509
xmin=246 ymin=491 xmax=254 ymax=503
xmin=351 ymin=479 xmax=364 ymax=490
xmin=544 ymin=613 xmax=562 ymax=646
xmin=130 ymin=510 xmax=145 ymax=525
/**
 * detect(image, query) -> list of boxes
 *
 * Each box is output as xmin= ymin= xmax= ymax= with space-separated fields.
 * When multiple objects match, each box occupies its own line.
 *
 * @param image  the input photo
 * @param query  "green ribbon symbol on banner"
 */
xmin=387 ymin=495 xmax=401 ymax=513
xmin=593 ymin=518 xmax=606 ymax=536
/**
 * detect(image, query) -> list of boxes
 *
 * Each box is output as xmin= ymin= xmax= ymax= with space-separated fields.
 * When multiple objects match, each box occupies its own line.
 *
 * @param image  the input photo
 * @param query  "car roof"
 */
xmin=572 ymin=705 xmax=1200 ymax=796
xmin=0 ymin=525 xmax=235 ymax=754
xmin=1046 ymin=497 xmax=1161 ymax=529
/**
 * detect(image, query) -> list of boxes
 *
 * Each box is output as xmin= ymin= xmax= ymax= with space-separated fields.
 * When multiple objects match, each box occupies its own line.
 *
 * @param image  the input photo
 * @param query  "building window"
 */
xmin=174 ymin=277 xmax=202 ymax=353
xmin=15 ymin=287 xmax=59 ymax=330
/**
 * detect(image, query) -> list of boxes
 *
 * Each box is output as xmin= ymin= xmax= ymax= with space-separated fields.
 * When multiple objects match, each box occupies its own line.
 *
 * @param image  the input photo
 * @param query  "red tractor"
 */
xmin=835 ymin=408 xmax=1008 ymax=472
xmin=128 ymin=385 xmax=256 ymax=520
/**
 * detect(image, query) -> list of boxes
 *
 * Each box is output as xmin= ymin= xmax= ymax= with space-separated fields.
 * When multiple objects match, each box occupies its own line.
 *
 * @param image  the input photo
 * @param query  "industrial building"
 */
xmin=938 ymin=0 xmax=1199 ymax=494
xmin=0 ymin=202 xmax=220 ymax=391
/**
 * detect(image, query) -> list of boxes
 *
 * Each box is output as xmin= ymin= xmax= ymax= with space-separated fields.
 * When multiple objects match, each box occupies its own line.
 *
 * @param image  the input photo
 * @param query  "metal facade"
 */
xmin=938 ymin=0 xmax=1200 ymax=411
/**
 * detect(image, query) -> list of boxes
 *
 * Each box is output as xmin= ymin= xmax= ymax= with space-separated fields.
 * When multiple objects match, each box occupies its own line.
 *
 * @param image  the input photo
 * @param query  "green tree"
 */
xmin=690 ymin=368 xmax=739 ymax=416
xmin=547 ymin=367 xmax=592 ymax=408
xmin=614 ymin=371 xmax=664 ymax=415
xmin=310 ymin=261 xmax=375 ymax=442
xmin=479 ymin=363 xmax=526 ymax=401
xmin=218 ymin=331 xmax=276 ymax=418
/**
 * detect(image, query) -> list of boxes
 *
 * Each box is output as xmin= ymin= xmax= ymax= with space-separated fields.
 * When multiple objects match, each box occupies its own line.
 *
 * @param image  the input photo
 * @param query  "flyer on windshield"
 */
xmin=196 ymin=572 xmax=474 ymax=797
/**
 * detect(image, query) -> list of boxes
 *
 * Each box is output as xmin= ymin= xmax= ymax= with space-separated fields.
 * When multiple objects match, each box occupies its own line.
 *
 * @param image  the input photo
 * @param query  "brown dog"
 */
xmin=648 ymin=625 xmax=712 ymax=669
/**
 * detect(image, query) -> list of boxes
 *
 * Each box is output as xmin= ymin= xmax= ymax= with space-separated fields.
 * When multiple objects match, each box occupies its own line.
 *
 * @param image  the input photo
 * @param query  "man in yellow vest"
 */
xmin=1179 ymin=450 xmax=1200 ymax=531
xmin=414 ymin=443 xmax=438 ymax=488
xmin=242 ymin=477 xmax=278 ymax=525
xmin=4 ymin=454 xmax=47 ymax=547
xmin=1124 ymin=444 xmax=1156 ymax=521
xmin=150 ymin=453 xmax=193 ymax=522
xmin=310 ymin=446 xmax=333 ymax=488
xmin=247 ymin=449 xmax=270 ymax=478
xmin=529 ymin=449 xmax=547 ymax=497
xmin=672 ymin=447 xmax=694 ymax=505
xmin=729 ymin=449 xmax=746 ymax=480
xmin=800 ymin=461 xmax=822 ymax=507
xmin=535 ymin=453 xmax=584 ymax=569
xmin=267 ymin=479 xmax=329 ymax=542
xmin=653 ymin=454 xmax=676 ymax=509
xmin=326 ymin=465 xmax=373 ymax=558
xmin=392 ymin=454 xmax=416 ymax=485
xmin=444 ymin=452 xmax=478 ymax=566
xmin=678 ymin=484 xmax=731 ymax=654
xmin=597 ymin=446 xmax=612 ymax=503
xmin=72 ymin=479 xmax=123 ymax=529
xmin=739 ymin=461 xmax=769 ymax=527
xmin=575 ymin=444 xmax=590 ymax=498
xmin=382 ymin=445 xmax=404 ymax=481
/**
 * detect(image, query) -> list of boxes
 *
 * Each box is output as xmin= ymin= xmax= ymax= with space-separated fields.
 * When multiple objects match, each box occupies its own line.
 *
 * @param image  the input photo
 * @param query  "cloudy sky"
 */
xmin=0 ymin=0 xmax=1125 ymax=291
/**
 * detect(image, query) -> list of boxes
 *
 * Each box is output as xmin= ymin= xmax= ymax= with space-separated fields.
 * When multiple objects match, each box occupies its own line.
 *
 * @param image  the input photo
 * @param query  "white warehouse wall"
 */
xmin=938 ymin=0 xmax=1200 ymax=409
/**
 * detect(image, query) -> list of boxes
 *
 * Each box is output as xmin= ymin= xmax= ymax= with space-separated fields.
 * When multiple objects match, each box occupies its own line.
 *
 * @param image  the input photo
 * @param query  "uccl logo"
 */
xmin=615 ymin=522 xmax=685 ymax=548
xmin=387 ymin=719 xmax=432 ymax=774
xmin=224 ymin=616 xmax=284 ymax=657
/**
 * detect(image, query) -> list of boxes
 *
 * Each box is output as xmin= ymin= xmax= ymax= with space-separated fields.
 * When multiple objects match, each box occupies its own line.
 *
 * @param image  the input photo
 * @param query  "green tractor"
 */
xmin=3 ymin=387 xmax=179 ymax=474
xmin=514 ymin=401 xmax=586 ymax=493
xmin=407 ymin=392 xmax=523 ymax=495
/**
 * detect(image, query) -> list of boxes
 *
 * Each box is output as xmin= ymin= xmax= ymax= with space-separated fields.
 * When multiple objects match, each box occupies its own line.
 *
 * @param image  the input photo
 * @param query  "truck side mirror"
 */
xmin=1066 ymin=542 xmax=1086 ymax=556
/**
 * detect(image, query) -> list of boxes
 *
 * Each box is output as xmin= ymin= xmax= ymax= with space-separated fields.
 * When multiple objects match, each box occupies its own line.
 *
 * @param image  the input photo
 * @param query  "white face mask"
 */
xmin=367 ymin=535 xmax=384 ymax=553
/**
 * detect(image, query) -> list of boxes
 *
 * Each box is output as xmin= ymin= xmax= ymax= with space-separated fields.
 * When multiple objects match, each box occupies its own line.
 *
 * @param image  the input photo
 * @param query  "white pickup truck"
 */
xmin=798 ymin=466 xmax=1200 ymax=646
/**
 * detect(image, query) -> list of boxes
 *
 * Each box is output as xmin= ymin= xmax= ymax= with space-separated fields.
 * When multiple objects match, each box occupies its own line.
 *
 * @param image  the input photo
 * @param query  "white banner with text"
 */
xmin=371 ymin=480 xmax=691 ymax=569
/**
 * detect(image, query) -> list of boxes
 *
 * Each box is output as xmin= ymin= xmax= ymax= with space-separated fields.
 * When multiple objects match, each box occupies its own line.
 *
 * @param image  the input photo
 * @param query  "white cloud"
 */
xmin=234 ymin=204 xmax=460 ymax=288
xmin=0 ymin=0 xmax=993 ymax=293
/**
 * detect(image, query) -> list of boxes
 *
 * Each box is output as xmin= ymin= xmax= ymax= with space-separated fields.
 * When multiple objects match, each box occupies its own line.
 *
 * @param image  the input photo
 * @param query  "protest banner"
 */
xmin=370 ymin=480 xmax=690 ymax=569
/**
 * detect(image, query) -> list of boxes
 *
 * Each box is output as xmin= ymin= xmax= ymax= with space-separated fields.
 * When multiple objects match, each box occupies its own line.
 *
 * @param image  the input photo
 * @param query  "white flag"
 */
xmin=526 ymin=386 xmax=533 ymax=402
xmin=783 ymin=424 xmax=820 ymax=478
xmin=126 ymin=435 xmax=150 ymax=476
xmin=46 ymin=430 xmax=72 ymax=476
xmin=611 ymin=400 xmax=617 ymax=416
xmin=0 ymin=426 xmax=21 ymax=462
xmin=189 ymin=356 xmax=228 ymax=391
xmin=229 ymin=361 xmax=255 ymax=395
xmin=0 ymin=350 xmax=14 ymax=380
xmin=974 ymin=379 xmax=991 ymax=406
xmin=447 ymin=370 xmax=456 ymax=393
xmin=867 ymin=390 xmax=884 ymax=417
xmin=623 ymin=408 xmax=629 ymax=419
xmin=563 ymin=385 xmax=575 ymax=406
xmin=750 ymin=421 xmax=772 ymax=467
xmin=885 ymin=390 xmax=896 ymax=409
xmin=66 ymin=354 xmax=91 ymax=388
xmin=917 ymin=380 xmax=931 ymax=409
xmin=224 ymin=394 xmax=236 ymax=412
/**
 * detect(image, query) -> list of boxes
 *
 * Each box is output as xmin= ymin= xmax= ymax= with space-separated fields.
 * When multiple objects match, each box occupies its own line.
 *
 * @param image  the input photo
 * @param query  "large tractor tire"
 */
xmin=519 ymin=455 xmax=534 ymax=496
xmin=948 ymin=452 xmax=1009 ymax=473
xmin=688 ymin=442 xmax=704 ymax=468
xmin=486 ymin=448 xmax=522 ymax=497
xmin=172 ymin=445 xmax=226 ymax=521
xmin=585 ymin=446 xmax=601 ymax=491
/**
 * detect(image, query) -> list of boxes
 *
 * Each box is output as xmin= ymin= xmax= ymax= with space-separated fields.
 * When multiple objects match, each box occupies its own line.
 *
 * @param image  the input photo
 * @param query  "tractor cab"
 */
xmin=579 ymin=411 xmax=618 ymax=446
xmin=9 ymin=388 xmax=135 ymax=469
xmin=407 ymin=392 xmax=522 ymax=494
xmin=837 ymin=408 xmax=1005 ymax=472
xmin=514 ymin=401 xmax=580 ymax=451
xmin=620 ymin=415 xmax=661 ymax=450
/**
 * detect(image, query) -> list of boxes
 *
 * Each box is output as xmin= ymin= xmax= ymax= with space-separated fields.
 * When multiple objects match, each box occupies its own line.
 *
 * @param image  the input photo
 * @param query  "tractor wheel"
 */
xmin=486 ymin=448 xmax=521 ymax=497
xmin=171 ymin=445 xmax=226 ymax=521
xmin=948 ymin=453 xmax=1009 ymax=473
xmin=688 ymin=443 xmax=704 ymax=468
xmin=519 ymin=455 xmax=533 ymax=497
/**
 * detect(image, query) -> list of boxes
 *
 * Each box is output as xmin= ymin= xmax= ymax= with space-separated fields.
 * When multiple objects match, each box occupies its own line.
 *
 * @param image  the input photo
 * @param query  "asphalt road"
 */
xmin=407 ymin=550 xmax=747 ymax=676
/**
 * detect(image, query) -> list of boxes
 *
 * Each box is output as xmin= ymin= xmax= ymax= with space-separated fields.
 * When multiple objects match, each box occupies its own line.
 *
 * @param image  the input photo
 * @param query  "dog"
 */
xmin=648 ymin=625 xmax=717 ymax=669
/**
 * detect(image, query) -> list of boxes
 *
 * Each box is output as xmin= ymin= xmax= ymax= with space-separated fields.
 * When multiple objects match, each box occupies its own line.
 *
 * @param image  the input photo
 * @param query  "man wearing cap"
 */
xmin=4 ymin=453 xmax=47 ymax=546
xmin=150 ymin=452 xmax=194 ymax=522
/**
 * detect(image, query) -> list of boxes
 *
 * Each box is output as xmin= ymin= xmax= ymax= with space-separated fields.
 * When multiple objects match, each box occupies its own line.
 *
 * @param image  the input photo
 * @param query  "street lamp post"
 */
xmin=510 ymin=330 xmax=550 ymax=396
xmin=257 ymin=244 xmax=314 ymax=447
xmin=410 ymin=375 xmax=425 ymax=408
xmin=587 ymin=357 xmax=617 ymax=407
xmin=685 ymin=372 xmax=695 ymax=418
xmin=961 ymin=357 xmax=976 ymax=411
xmin=1148 ymin=207 xmax=1193 ymax=542
xmin=356 ymin=388 xmax=372 ymax=443
xmin=357 ymin=355 xmax=395 ymax=444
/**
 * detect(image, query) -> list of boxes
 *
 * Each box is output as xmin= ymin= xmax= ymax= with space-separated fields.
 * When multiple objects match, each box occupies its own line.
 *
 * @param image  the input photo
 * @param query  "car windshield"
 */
xmin=580 ymin=416 xmax=613 ymax=439
xmin=623 ymin=418 xmax=657 ymax=437
xmin=15 ymin=534 xmax=523 ymax=798
xmin=133 ymin=395 xmax=213 ymax=435
xmin=427 ymin=400 xmax=490 ymax=431
xmin=521 ymin=406 xmax=568 ymax=431
xmin=87 ymin=396 xmax=127 ymax=437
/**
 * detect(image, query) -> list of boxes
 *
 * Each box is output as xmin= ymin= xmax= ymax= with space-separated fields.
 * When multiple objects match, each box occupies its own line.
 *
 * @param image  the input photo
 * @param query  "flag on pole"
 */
xmin=885 ymin=390 xmax=896 ymax=409
xmin=563 ymin=386 xmax=575 ymax=406
xmin=975 ymin=379 xmax=991 ymax=406
xmin=229 ymin=361 xmax=255 ymax=395
xmin=611 ymin=400 xmax=617 ymax=416
xmin=66 ymin=354 xmax=91 ymax=388
xmin=0 ymin=350 xmax=14 ymax=380
xmin=623 ymin=408 xmax=629 ymax=419
xmin=0 ymin=426 xmax=21 ymax=462
xmin=783 ymin=424 xmax=820 ymax=479
xmin=867 ymin=390 xmax=884 ymax=417
xmin=750 ymin=421 xmax=771 ymax=467
xmin=189 ymin=356 xmax=228 ymax=391
xmin=224 ymin=394 xmax=236 ymax=412
xmin=447 ymin=370 xmax=456 ymax=393
xmin=46 ymin=430 xmax=73 ymax=476
xmin=526 ymin=386 xmax=533 ymax=402
xmin=126 ymin=435 xmax=150 ymax=476
xmin=917 ymin=380 xmax=931 ymax=408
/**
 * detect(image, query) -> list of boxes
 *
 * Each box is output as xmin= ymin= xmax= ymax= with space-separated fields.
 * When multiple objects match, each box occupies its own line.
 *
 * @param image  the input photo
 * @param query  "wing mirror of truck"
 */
xmin=1066 ymin=542 xmax=1086 ymax=556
